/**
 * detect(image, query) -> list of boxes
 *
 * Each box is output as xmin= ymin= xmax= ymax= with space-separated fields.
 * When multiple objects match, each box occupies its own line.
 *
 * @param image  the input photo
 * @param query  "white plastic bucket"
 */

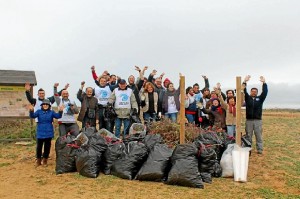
xmin=232 ymin=145 xmax=251 ymax=182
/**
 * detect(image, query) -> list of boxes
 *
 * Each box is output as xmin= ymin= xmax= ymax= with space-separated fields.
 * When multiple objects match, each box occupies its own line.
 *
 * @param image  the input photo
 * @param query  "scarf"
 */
xmin=211 ymin=105 xmax=223 ymax=115
xmin=229 ymin=104 xmax=236 ymax=117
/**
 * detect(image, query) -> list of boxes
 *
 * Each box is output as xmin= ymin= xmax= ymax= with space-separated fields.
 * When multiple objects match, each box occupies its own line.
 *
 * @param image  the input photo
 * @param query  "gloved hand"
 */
xmin=198 ymin=117 xmax=203 ymax=123
xmin=197 ymin=102 xmax=203 ymax=109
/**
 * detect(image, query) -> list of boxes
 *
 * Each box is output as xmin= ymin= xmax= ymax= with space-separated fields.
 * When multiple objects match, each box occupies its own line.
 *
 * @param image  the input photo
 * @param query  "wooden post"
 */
xmin=236 ymin=76 xmax=242 ymax=146
xmin=179 ymin=75 xmax=185 ymax=144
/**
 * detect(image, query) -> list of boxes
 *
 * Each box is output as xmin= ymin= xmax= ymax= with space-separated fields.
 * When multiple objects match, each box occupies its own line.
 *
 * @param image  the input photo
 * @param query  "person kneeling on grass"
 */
xmin=29 ymin=99 xmax=63 ymax=167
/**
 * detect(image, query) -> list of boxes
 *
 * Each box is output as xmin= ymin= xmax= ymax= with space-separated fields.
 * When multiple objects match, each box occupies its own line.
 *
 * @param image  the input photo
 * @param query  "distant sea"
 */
xmin=264 ymin=103 xmax=299 ymax=109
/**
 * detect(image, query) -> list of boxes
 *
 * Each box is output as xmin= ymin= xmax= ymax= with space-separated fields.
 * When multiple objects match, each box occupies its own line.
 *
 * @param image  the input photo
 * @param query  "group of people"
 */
xmin=26 ymin=66 xmax=268 ymax=167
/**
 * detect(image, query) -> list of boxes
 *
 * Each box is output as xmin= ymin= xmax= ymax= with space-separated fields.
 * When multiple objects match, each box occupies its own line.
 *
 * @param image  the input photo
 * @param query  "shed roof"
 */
xmin=0 ymin=70 xmax=37 ymax=85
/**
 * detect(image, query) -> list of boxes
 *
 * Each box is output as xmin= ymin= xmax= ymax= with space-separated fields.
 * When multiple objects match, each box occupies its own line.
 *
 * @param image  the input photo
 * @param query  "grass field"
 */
xmin=0 ymin=110 xmax=299 ymax=199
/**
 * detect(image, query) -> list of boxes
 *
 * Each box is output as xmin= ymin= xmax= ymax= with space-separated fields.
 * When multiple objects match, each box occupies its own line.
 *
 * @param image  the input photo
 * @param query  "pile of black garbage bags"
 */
xmin=55 ymin=126 xmax=236 ymax=189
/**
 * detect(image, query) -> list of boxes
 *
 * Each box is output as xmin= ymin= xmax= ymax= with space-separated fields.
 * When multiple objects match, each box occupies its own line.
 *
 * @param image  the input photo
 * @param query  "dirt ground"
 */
xmin=0 ymin=110 xmax=299 ymax=199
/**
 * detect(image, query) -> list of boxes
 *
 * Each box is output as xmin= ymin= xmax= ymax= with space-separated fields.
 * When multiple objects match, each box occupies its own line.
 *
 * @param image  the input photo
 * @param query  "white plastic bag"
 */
xmin=220 ymin=144 xmax=235 ymax=177
xmin=232 ymin=144 xmax=251 ymax=182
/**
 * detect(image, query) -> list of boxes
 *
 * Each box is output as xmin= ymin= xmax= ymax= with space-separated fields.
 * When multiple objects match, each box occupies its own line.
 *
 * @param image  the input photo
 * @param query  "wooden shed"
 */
xmin=0 ymin=69 xmax=37 ymax=118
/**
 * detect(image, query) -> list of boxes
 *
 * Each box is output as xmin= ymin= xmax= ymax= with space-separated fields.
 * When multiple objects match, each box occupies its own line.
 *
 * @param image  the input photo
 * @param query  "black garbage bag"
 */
xmin=74 ymin=132 xmax=89 ymax=147
xmin=123 ymin=134 xmax=146 ymax=151
xmin=130 ymin=108 xmax=141 ymax=124
xmin=75 ymin=146 xmax=101 ymax=178
xmin=166 ymin=144 xmax=204 ymax=188
xmin=129 ymin=123 xmax=146 ymax=136
xmin=200 ymin=172 xmax=212 ymax=184
xmin=82 ymin=127 xmax=97 ymax=137
xmin=211 ymin=161 xmax=222 ymax=177
xmin=87 ymin=132 xmax=108 ymax=154
xmin=143 ymin=134 xmax=163 ymax=151
xmin=135 ymin=144 xmax=173 ymax=181
xmin=171 ymin=144 xmax=198 ymax=160
xmin=111 ymin=142 xmax=148 ymax=180
xmin=166 ymin=157 xmax=204 ymax=188
xmin=55 ymin=135 xmax=77 ymax=174
xmin=103 ymin=103 xmax=117 ymax=121
xmin=196 ymin=132 xmax=223 ymax=145
xmin=242 ymin=135 xmax=252 ymax=148
xmin=102 ymin=142 xmax=126 ymax=175
xmin=210 ymin=145 xmax=225 ymax=161
xmin=219 ymin=132 xmax=235 ymax=148
xmin=198 ymin=146 xmax=219 ymax=176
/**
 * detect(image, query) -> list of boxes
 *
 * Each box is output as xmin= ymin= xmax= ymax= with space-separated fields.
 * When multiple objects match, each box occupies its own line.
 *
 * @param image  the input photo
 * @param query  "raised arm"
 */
xmin=215 ymin=87 xmax=228 ymax=109
xmin=91 ymin=66 xmax=100 ymax=86
xmin=148 ymin=69 xmax=157 ymax=83
xmin=91 ymin=66 xmax=98 ymax=80
xmin=201 ymin=75 xmax=210 ymax=93
xmin=242 ymin=75 xmax=251 ymax=99
xmin=259 ymin=76 xmax=268 ymax=102
xmin=24 ymin=83 xmax=36 ymax=105
xmin=77 ymin=81 xmax=85 ymax=102
xmin=53 ymin=82 xmax=61 ymax=106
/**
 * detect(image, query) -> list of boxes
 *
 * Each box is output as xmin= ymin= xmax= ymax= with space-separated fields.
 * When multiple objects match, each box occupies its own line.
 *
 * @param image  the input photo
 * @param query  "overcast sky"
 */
xmin=1 ymin=0 xmax=299 ymax=108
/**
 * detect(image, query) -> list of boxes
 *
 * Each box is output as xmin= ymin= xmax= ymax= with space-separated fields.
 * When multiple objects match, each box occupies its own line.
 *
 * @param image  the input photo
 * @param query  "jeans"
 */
xmin=143 ymin=112 xmax=156 ymax=123
xmin=165 ymin=113 xmax=177 ymax=123
xmin=246 ymin=119 xmax=263 ymax=152
xmin=36 ymin=138 xmax=52 ymax=159
xmin=227 ymin=125 xmax=236 ymax=137
xmin=115 ymin=117 xmax=130 ymax=138
xmin=185 ymin=114 xmax=195 ymax=123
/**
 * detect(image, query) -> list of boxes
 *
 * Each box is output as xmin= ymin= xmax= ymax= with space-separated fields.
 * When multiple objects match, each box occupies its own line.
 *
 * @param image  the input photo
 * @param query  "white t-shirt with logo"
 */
xmin=114 ymin=88 xmax=132 ymax=109
xmin=94 ymin=86 xmax=112 ymax=106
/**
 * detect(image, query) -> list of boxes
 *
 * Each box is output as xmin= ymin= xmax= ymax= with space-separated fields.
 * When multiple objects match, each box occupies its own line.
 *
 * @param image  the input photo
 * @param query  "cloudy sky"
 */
xmin=1 ymin=0 xmax=299 ymax=108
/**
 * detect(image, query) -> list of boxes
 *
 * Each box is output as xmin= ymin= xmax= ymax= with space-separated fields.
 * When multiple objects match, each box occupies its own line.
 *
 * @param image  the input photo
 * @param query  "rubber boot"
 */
xmin=36 ymin=158 xmax=42 ymax=167
xmin=42 ymin=158 xmax=48 ymax=167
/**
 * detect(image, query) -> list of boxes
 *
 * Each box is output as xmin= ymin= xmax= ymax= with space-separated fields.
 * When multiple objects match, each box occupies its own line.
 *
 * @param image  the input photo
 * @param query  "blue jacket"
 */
xmin=30 ymin=109 xmax=62 ymax=139
xmin=244 ymin=83 xmax=268 ymax=120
